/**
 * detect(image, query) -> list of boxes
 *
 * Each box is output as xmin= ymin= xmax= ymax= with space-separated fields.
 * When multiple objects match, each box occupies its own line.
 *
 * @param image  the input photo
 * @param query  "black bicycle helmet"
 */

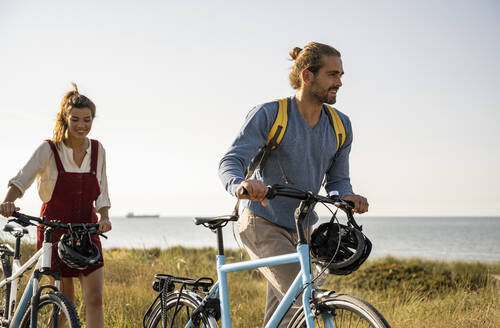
xmin=58 ymin=230 xmax=101 ymax=270
xmin=310 ymin=220 xmax=372 ymax=275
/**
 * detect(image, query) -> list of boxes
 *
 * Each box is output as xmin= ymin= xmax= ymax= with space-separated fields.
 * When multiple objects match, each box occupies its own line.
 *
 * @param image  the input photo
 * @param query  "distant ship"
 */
xmin=125 ymin=212 xmax=160 ymax=219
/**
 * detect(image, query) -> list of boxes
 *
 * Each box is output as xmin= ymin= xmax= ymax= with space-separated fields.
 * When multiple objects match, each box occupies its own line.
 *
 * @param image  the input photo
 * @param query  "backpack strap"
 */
xmin=321 ymin=104 xmax=347 ymax=188
xmin=244 ymin=97 xmax=289 ymax=180
xmin=232 ymin=98 xmax=290 ymax=217
xmin=266 ymin=97 xmax=289 ymax=149
xmin=323 ymin=104 xmax=346 ymax=152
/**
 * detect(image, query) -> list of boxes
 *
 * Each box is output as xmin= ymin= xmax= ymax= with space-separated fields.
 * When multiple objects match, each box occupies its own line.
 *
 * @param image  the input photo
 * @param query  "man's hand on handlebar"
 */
xmin=343 ymin=194 xmax=369 ymax=214
xmin=236 ymin=179 xmax=268 ymax=207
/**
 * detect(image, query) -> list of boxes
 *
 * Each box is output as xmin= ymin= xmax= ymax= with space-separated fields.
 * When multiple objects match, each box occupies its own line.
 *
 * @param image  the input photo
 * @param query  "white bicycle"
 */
xmin=0 ymin=212 xmax=105 ymax=327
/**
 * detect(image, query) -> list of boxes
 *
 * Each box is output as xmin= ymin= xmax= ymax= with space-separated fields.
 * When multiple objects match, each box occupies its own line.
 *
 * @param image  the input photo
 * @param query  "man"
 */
xmin=218 ymin=42 xmax=368 ymax=327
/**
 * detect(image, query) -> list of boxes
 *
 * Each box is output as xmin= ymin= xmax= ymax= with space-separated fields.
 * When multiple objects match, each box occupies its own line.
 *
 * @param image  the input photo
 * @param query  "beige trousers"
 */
xmin=238 ymin=208 xmax=311 ymax=328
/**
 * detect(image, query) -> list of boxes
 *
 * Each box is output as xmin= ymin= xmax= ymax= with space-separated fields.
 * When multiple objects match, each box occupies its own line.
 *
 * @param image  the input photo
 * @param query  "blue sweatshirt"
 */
xmin=218 ymin=96 xmax=354 ymax=230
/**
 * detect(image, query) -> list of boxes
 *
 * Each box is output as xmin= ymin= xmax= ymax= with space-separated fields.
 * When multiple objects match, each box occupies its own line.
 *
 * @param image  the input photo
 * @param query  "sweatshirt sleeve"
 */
xmin=218 ymin=102 xmax=277 ymax=196
xmin=324 ymin=113 xmax=354 ymax=199
xmin=8 ymin=142 xmax=51 ymax=197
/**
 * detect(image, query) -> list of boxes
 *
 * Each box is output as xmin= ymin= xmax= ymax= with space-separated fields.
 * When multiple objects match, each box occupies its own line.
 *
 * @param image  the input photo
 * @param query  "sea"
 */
xmin=1 ymin=216 xmax=499 ymax=262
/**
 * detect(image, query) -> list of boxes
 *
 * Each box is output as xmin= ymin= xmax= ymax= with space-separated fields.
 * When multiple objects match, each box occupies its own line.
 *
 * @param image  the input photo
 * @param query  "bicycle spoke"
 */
xmin=146 ymin=292 xmax=216 ymax=328
xmin=36 ymin=302 xmax=64 ymax=328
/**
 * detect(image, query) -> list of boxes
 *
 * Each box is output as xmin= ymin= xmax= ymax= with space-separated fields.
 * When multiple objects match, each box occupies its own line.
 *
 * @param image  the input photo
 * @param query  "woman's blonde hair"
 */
xmin=53 ymin=83 xmax=96 ymax=144
xmin=289 ymin=42 xmax=341 ymax=90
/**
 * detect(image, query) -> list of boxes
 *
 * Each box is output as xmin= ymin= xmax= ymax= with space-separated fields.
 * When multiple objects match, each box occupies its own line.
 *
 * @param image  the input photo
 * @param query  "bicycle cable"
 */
xmin=305 ymin=201 xmax=343 ymax=289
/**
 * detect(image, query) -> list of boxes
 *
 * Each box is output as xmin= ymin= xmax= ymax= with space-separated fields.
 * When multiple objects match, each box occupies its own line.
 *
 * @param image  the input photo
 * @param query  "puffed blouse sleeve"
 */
xmin=8 ymin=142 xmax=52 ymax=197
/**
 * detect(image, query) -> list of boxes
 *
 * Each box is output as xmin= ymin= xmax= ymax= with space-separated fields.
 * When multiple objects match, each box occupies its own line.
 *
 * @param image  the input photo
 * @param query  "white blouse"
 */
xmin=8 ymin=140 xmax=111 ymax=212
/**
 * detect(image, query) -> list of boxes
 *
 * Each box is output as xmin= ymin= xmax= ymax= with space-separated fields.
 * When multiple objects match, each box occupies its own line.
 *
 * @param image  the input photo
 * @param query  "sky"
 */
xmin=0 ymin=0 xmax=499 ymax=217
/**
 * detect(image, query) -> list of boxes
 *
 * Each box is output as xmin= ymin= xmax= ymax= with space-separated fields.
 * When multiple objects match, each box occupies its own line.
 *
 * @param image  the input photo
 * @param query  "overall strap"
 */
xmin=90 ymin=139 xmax=99 ymax=175
xmin=45 ymin=140 xmax=65 ymax=174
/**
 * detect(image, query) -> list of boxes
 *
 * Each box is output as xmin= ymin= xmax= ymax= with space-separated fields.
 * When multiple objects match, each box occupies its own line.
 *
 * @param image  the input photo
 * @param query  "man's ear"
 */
xmin=301 ymin=69 xmax=314 ymax=86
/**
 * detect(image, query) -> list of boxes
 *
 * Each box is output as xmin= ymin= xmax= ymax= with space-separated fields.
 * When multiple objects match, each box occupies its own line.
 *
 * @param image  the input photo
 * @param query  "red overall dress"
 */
xmin=37 ymin=139 xmax=104 ymax=277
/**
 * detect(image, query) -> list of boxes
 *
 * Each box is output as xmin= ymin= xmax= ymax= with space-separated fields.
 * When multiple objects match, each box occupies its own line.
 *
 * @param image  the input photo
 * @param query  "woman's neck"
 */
xmin=63 ymin=136 xmax=88 ymax=151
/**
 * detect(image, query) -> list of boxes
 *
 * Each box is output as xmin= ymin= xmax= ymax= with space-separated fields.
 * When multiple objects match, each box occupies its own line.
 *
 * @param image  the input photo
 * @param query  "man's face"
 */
xmin=309 ymin=55 xmax=344 ymax=105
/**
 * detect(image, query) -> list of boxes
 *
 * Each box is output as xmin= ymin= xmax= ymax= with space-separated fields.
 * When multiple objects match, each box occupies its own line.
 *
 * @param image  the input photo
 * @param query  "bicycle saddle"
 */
xmin=194 ymin=215 xmax=238 ymax=227
xmin=3 ymin=224 xmax=29 ymax=236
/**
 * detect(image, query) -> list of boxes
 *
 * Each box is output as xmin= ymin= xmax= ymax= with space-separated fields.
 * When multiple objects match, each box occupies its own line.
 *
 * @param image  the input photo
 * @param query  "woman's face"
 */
xmin=66 ymin=107 xmax=93 ymax=141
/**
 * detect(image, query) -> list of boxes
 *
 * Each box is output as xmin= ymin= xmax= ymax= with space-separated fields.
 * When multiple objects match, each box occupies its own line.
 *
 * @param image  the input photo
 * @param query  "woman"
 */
xmin=0 ymin=83 xmax=111 ymax=328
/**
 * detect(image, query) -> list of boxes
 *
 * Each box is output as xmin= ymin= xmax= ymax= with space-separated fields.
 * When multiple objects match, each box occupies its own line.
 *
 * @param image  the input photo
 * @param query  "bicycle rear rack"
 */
xmin=153 ymin=274 xmax=214 ymax=294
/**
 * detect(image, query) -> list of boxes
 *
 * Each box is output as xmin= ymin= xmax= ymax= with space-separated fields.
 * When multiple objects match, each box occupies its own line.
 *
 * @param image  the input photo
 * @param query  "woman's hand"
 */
xmin=97 ymin=206 xmax=111 ymax=233
xmin=98 ymin=217 xmax=112 ymax=233
xmin=0 ymin=201 xmax=20 ymax=218
xmin=1 ymin=186 xmax=22 ymax=218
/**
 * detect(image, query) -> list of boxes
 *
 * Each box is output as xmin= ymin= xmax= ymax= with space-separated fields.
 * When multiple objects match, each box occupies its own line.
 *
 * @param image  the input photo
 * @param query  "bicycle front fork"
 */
xmin=30 ymin=268 xmax=62 ymax=327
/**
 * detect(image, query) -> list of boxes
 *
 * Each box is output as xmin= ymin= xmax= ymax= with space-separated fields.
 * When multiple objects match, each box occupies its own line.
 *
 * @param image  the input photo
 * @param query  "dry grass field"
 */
xmin=5 ymin=243 xmax=500 ymax=327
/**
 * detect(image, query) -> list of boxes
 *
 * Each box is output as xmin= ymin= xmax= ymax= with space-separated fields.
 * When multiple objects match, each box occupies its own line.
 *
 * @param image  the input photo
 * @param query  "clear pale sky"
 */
xmin=1 ymin=0 xmax=499 ymax=217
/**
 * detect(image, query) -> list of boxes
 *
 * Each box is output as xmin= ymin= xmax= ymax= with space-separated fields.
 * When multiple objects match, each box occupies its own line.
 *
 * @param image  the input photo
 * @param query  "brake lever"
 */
xmin=337 ymin=203 xmax=363 ymax=231
xmin=97 ymin=232 xmax=108 ymax=239
xmin=87 ymin=227 xmax=108 ymax=239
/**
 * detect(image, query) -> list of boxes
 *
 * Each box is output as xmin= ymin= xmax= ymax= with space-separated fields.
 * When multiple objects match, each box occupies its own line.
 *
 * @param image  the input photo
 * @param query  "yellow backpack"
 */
xmin=245 ymin=97 xmax=346 ymax=179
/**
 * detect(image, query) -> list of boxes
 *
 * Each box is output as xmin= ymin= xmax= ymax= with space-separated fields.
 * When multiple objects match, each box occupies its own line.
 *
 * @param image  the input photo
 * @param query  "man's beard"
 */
xmin=311 ymin=83 xmax=337 ymax=105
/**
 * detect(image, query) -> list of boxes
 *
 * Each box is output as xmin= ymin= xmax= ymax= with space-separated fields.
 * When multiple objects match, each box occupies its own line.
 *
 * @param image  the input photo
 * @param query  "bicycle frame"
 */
xmin=0 ymin=239 xmax=59 ymax=327
xmin=187 ymin=242 xmax=333 ymax=328
xmin=145 ymin=187 xmax=372 ymax=328
xmin=158 ymin=187 xmax=361 ymax=328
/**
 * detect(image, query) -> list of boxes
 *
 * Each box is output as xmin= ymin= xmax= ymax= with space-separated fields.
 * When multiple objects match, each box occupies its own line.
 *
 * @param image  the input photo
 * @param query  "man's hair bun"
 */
xmin=289 ymin=47 xmax=302 ymax=60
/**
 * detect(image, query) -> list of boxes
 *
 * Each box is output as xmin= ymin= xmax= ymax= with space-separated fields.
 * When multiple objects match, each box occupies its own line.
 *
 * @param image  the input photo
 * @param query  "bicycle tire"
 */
xmin=145 ymin=291 xmax=218 ymax=328
xmin=19 ymin=291 xmax=81 ymax=328
xmin=288 ymin=293 xmax=391 ymax=328
xmin=0 ymin=265 xmax=7 ymax=324
xmin=0 ymin=254 xmax=12 ymax=325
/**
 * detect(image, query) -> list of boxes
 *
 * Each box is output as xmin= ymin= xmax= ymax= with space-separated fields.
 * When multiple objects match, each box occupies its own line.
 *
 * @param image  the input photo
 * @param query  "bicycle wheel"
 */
xmin=0 ymin=258 xmax=11 ymax=323
xmin=145 ymin=291 xmax=218 ymax=328
xmin=19 ymin=291 xmax=80 ymax=328
xmin=288 ymin=293 xmax=390 ymax=328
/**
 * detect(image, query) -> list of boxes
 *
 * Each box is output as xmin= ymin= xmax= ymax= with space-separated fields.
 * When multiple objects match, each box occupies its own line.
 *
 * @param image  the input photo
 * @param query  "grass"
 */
xmin=3 ymin=242 xmax=500 ymax=327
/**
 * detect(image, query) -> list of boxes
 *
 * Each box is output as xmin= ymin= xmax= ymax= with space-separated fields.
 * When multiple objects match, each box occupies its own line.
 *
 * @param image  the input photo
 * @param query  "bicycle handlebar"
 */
xmin=242 ymin=184 xmax=355 ymax=210
xmin=241 ymin=184 xmax=361 ymax=229
xmin=9 ymin=212 xmax=107 ymax=238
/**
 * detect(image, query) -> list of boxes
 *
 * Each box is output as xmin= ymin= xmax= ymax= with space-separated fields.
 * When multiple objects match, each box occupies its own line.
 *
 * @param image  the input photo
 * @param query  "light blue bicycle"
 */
xmin=143 ymin=184 xmax=390 ymax=328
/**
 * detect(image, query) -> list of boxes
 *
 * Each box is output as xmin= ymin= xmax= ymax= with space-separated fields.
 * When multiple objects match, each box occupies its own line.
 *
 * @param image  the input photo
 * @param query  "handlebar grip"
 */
xmin=67 ymin=224 xmax=108 ymax=239
xmin=239 ymin=186 xmax=276 ymax=199
xmin=343 ymin=199 xmax=355 ymax=209
xmin=265 ymin=186 xmax=276 ymax=199
xmin=10 ymin=212 xmax=37 ymax=227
